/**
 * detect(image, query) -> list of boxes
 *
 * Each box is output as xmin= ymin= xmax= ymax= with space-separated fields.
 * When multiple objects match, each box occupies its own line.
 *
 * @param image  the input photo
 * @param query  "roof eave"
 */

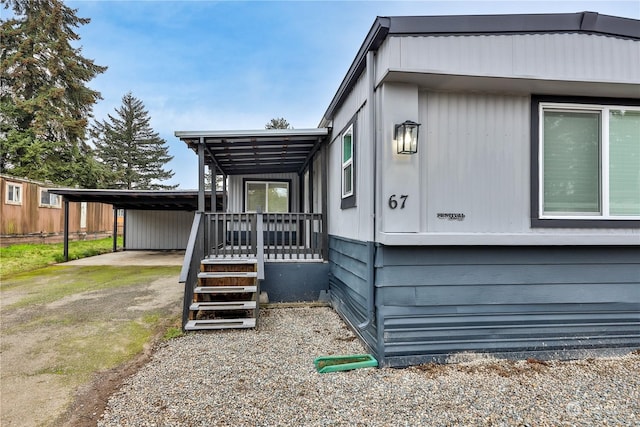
xmin=320 ymin=12 xmax=640 ymax=124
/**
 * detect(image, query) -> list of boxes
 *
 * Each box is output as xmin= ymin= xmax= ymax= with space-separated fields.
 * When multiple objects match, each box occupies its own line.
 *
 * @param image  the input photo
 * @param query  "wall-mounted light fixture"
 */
xmin=395 ymin=120 xmax=420 ymax=154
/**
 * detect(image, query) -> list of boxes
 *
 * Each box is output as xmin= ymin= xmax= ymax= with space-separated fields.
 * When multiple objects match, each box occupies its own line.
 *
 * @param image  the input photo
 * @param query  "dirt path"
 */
xmin=1 ymin=259 xmax=183 ymax=427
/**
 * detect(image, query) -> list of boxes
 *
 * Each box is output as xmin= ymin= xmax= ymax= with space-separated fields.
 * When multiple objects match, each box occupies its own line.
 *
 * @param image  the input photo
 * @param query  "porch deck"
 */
xmin=180 ymin=211 xmax=326 ymax=330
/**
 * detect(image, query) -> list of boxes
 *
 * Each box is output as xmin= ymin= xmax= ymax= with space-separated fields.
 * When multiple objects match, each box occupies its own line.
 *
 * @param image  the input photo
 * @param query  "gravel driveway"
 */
xmin=99 ymin=307 xmax=639 ymax=426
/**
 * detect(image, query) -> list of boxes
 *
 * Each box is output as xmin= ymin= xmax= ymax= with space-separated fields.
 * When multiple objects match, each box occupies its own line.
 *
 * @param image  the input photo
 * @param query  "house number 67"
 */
xmin=388 ymin=194 xmax=408 ymax=209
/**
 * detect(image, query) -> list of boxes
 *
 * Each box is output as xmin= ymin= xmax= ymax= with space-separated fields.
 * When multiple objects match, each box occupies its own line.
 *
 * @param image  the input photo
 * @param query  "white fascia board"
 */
xmin=378 ymin=232 xmax=640 ymax=246
xmin=174 ymin=128 xmax=329 ymax=139
xmin=378 ymin=69 xmax=640 ymax=99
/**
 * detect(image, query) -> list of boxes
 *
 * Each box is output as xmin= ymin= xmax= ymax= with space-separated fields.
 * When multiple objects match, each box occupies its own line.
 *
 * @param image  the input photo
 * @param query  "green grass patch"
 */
xmin=2 ymin=265 xmax=180 ymax=309
xmin=0 ymin=237 xmax=123 ymax=279
xmin=37 ymin=319 xmax=156 ymax=385
xmin=1 ymin=262 xmax=183 ymax=427
xmin=163 ymin=326 xmax=184 ymax=340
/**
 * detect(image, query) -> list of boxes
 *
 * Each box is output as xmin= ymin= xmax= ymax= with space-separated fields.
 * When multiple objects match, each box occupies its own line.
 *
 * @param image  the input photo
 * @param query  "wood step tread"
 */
xmin=194 ymin=286 xmax=257 ymax=294
xmin=190 ymin=301 xmax=257 ymax=310
xmin=198 ymin=272 xmax=258 ymax=278
xmin=185 ymin=318 xmax=256 ymax=330
xmin=202 ymin=258 xmax=258 ymax=265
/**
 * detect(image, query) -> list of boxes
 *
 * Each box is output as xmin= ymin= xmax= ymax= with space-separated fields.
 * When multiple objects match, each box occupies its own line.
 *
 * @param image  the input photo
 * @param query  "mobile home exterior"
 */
xmin=322 ymin=12 xmax=640 ymax=366
xmin=177 ymin=12 xmax=639 ymax=366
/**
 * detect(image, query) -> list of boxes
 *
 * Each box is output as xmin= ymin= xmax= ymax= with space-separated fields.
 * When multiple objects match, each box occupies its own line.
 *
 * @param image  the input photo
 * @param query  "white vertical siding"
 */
xmin=327 ymin=119 xmax=370 ymax=241
xmin=335 ymin=32 xmax=639 ymax=245
xmin=376 ymin=34 xmax=639 ymax=85
xmin=327 ymin=70 xmax=374 ymax=242
xmin=312 ymin=155 xmax=322 ymax=213
xmin=511 ymin=33 xmax=639 ymax=83
xmin=421 ymin=91 xmax=530 ymax=233
xmin=126 ymin=210 xmax=194 ymax=250
xmin=378 ymin=83 xmax=421 ymax=233
xmin=331 ymin=73 xmax=369 ymax=135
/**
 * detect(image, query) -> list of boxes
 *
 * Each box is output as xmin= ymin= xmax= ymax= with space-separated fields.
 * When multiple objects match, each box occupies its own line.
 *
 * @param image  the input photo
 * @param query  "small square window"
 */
xmin=39 ymin=189 xmax=61 ymax=208
xmin=5 ymin=183 xmax=22 ymax=205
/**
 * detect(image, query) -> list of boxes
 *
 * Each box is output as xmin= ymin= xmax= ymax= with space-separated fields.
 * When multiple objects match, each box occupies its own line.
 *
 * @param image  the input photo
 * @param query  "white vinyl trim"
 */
xmin=5 ymin=182 xmax=22 ymax=205
xmin=539 ymin=102 xmax=640 ymax=220
xmin=341 ymin=124 xmax=354 ymax=198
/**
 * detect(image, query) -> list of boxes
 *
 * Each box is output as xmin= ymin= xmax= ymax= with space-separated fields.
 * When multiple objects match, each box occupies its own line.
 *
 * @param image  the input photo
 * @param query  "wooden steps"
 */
xmin=185 ymin=318 xmax=256 ymax=330
xmin=190 ymin=301 xmax=257 ymax=310
xmin=187 ymin=257 xmax=259 ymax=330
xmin=194 ymin=286 xmax=257 ymax=294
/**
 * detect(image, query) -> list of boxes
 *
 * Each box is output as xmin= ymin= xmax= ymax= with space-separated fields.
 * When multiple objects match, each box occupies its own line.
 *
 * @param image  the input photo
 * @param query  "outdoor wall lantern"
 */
xmin=395 ymin=120 xmax=420 ymax=154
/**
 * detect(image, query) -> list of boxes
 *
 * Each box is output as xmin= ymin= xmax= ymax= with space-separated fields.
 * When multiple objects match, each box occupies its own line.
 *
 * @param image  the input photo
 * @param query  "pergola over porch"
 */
xmin=175 ymin=128 xmax=329 ymax=213
xmin=174 ymin=128 xmax=330 ymax=262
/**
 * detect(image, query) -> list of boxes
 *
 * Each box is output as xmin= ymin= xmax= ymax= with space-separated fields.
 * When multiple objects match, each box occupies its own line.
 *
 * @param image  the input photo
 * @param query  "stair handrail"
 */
xmin=180 ymin=212 xmax=203 ymax=283
xmin=255 ymin=209 xmax=265 ymax=280
xmin=180 ymin=212 xmax=205 ymax=330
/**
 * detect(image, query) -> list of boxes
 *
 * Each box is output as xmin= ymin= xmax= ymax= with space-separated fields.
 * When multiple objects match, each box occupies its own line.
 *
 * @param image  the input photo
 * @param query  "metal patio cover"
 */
xmin=175 ymin=128 xmax=329 ymax=176
xmin=49 ymin=189 xmax=222 ymax=211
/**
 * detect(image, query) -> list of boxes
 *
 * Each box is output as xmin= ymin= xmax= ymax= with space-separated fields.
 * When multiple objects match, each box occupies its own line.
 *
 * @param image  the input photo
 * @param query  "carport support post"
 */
xmin=63 ymin=198 xmax=69 ymax=262
xmin=112 ymin=207 xmax=118 ymax=252
xmin=210 ymin=163 xmax=217 ymax=213
xmin=321 ymin=144 xmax=328 ymax=258
xmin=222 ymin=174 xmax=227 ymax=211
xmin=198 ymin=137 xmax=205 ymax=212
xmin=122 ymin=210 xmax=127 ymax=250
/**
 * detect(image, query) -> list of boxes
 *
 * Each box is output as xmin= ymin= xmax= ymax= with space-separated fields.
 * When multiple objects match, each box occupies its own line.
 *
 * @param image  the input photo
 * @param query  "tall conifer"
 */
xmin=0 ymin=0 xmax=107 ymax=186
xmin=92 ymin=92 xmax=176 ymax=190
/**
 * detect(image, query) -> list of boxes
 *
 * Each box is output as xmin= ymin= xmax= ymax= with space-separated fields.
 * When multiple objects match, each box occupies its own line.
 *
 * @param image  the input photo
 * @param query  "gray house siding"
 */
xmin=375 ymin=87 xmax=639 ymax=246
xmin=376 ymin=33 xmax=640 ymax=86
xmin=420 ymin=91 xmax=529 ymax=234
xmin=320 ymin=13 xmax=640 ymax=367
xmin=328 ymin=235 xmax=378 ymax=354
xmin=126 ymin=210 xmax=194 ymax=250
xmin=262 ymin=262 xmax=329 ymax=303
xmin=374 ymin=245 xmax=640 ymax=367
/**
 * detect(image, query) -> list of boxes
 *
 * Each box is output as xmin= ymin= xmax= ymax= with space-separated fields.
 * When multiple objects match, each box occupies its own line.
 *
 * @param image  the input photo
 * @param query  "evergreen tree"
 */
xmin=0 ymin=0 xmax=107 ymax=186
xmin=92 ymin=92 xmax=176 ymax=190
xmin=204 ymin=165 xmax=225 ymax=191
xmin=265 ymin=117 xmax=292 ymax=130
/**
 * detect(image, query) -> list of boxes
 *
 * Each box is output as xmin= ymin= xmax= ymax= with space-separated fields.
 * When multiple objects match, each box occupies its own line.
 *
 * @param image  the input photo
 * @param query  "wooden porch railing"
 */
xmin=205 ymin=212 xmax=324 ymax=260
xmin=180 ymin=211 xmax=323 ymax=330
xmin=179 ymin=212 xmax=204 ymax=329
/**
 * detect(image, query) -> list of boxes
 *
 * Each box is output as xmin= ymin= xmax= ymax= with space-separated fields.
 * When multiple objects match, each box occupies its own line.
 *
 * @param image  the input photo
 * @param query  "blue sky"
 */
xmin=66 ymin=0 xmax=640 ymax=189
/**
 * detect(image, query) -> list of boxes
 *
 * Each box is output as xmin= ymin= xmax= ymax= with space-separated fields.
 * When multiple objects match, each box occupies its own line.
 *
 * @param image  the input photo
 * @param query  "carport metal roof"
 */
xmin=174 ymin=128 xmax=329 ymax=176
xmin=49 ymin=189 xmax=223 ymax=211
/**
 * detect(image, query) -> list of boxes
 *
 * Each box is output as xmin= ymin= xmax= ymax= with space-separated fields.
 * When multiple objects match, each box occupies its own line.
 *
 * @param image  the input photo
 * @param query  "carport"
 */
xmin=50 ymin=189 xmax=224 ymax=261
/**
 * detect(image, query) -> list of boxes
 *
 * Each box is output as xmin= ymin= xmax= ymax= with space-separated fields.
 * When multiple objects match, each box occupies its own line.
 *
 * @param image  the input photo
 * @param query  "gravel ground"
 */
xmin=99 ymin=307 xmax=640 ymax=427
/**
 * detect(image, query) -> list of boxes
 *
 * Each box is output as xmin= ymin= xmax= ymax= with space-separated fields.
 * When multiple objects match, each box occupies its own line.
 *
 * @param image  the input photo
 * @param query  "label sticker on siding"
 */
xmin=437 ymin=213 xmax=466 ymax=221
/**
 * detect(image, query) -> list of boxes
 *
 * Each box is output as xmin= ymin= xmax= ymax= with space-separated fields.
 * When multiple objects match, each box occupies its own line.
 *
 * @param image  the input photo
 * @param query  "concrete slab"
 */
xmin=63 ymin=250 xmax=185 ymax=266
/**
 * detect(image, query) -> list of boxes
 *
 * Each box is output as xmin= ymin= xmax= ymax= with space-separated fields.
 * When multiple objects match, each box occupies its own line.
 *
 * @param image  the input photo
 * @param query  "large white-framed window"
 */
xmin=341 ymin=124 xmax=354 ymax=199
xmin=39 ymin=189 xmax=61 ymax=208
xmin=245 ymin=180 xmax=289 ymax=213
xmin=539 ymin=102 xmax=640 ymax=220
xmin=5 ymin=182 xmax=23 ymax=205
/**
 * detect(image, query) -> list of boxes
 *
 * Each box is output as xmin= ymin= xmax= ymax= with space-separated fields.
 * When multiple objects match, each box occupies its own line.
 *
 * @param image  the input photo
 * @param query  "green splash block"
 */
xmin=314 ymin=354 xmax=378 ymax=373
